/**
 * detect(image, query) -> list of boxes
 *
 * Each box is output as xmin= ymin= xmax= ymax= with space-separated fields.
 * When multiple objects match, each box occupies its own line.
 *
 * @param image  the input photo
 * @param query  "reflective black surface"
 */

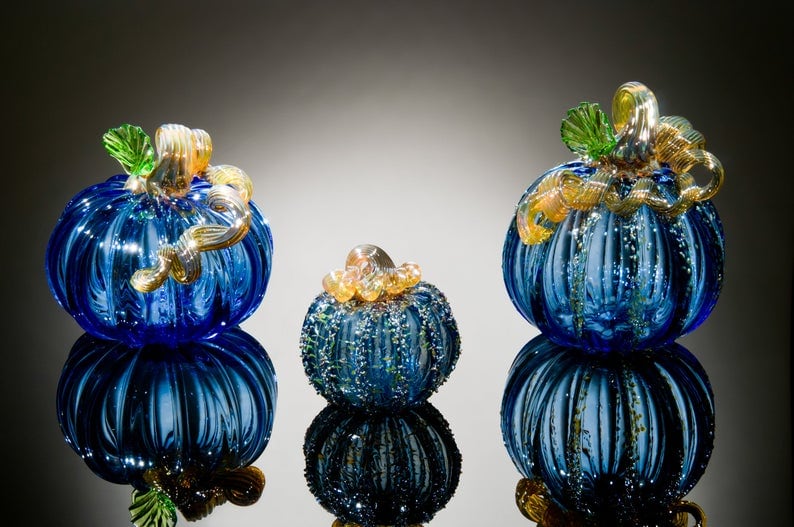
xmin=5 ymin=2 xmax=791 ymax=526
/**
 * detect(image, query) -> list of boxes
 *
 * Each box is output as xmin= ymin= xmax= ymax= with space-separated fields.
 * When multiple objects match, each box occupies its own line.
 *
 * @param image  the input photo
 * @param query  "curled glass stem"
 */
xmin=150 ymin=124 xmax=212 ymax=196
xmin=517 ymin=82 xmax=724 ymax=245
xmin=612 ymin=81 xmax=660 ymax=165
xmin=114 ymin=124 xmax=254 ymax=293
xmin=322 ymin=244 xmax=422 ymax=302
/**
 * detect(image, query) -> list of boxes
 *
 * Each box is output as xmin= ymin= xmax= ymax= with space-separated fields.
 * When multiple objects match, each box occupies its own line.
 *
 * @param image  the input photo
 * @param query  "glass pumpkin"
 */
xmin=502 ymin=82 xmax=725 ymax=351
xmin=46 ymin=124 xmax=273 ymax=346
xmin=500 ymin=334 xmax=714 ymax=526
xmin=300 ymin=246 xmax=460 ymax=411
xmin=304 ymin=402 xmax=461 ymax=527
xmin=56 ymin=327 xmax=277 ymax=522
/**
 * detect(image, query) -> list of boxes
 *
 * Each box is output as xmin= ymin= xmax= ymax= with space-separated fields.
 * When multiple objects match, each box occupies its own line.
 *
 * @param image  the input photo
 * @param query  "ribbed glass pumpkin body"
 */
xmin=56 ymin=328 xmax=277 ymax=490
xmin=300 ymin=282 xmax=460 ymax=411
xmin=503 ymin=162 xmax=724 ymax=351
xmin=500 ymin=335 xmax=714 ymax=525
xmin=304 ymin=402 xmax=461 ymax=527
xmin=46 ymin=175 xmax=273 ymax=346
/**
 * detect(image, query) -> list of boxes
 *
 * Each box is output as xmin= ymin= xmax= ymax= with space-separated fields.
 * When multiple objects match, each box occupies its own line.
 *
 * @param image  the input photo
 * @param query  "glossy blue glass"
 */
xmin=304 ymin=402 xmax=461 ymax=527
xmin=503 ymin=162 xmax=724 ymax=352
xmin=500 ymin=335 xmax=714 ymax=525
xmin=300 ymin=282 xmax=460 ymax=411
xmin=56 ymin=327 xmax=277 ymax=493
xmin=46 ymin=175 xmax=273 ymax=346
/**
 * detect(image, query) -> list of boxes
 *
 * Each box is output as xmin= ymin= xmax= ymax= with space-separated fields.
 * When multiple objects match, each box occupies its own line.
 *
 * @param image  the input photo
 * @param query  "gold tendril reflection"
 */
xmin=515 ymin=478 xmax=578 ymax=527
xmin=322 ymin=244 xmax=422 ymax=303
xmin=517 ymin=82 xmax=724 ymax=245
xmin=116 ymin=124 xmax=254 ymax=293
xmin=670 ymin=501 xmax=707 ymax=527
xmin=514 ymin=478 xmax=706 ymax=527
xmin=141 ymin=465 xmax=265 ymax=522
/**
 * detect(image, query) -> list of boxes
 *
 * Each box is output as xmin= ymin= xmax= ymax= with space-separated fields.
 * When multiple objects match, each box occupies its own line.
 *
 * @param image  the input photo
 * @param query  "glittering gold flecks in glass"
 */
xmin=106 ymin=124 xmax=254 ymax=293
xmin=322 ymin=244 xmax=422 ymax=302
xmin=518 ymin=81 xmax=725 ymax=245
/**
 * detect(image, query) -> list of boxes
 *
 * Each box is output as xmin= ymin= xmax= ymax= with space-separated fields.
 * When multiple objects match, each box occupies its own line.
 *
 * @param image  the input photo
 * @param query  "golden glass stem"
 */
xmin=322 ymin=244 xmax=421 ymax=303
xmin=517 ymin=81 xmax=725 ymax=246
xmin=126 ymin=124 xmax=254 ymax=293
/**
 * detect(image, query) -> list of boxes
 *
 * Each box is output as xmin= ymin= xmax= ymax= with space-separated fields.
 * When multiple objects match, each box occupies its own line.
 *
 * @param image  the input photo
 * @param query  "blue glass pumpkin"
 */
xmin=56 ymin=327 xmax=277 ymax=521
xmin=304 ymin=402 xmax=461 ymax=527
xmin=46 ymin=124 xmax=273 ymax=345
xmin=300 ymin=246 xmax=460 ymax=411
xmin=503 ymin=82 xmax=725 ymax=351
xmin=500 ymin=335 xmax=714 ymax=525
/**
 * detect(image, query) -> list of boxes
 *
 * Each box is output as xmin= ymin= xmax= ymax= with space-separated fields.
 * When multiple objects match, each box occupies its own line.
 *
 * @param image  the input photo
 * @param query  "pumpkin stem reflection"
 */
xmin=515 ymin=478 xmax=707 ymax=527
xmin=515 ymin=478 xmax=580 ymax=527
xmin=142 ymin=465 xmax=265 ymax=521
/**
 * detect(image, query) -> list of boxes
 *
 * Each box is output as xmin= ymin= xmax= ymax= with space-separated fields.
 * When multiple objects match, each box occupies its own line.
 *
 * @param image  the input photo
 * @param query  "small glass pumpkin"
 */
xmin=500 ymin=334 xmax=714 ymax=526
xmin=304 ymin=402 xmax=461 ymax=527
xmin=300 ymin=245 xmax=461 ymax=411
xmin=46 ymin=124 xmax=273 ymax=346
xmin=502 ymin=82 xmax=724 ymax=351
xmin=56 ymin=327 xmax=277 ymax=524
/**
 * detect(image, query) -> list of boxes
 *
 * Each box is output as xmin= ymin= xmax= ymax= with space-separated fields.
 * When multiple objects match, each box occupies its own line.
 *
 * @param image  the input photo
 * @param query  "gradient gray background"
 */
xmin=4 ymin=2 xmax=791 ymax=526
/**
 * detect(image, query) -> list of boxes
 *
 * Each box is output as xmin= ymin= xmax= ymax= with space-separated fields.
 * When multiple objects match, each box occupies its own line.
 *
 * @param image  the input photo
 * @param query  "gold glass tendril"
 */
xmin=517 ymin=81 xmax=725 ymax=245
xmin=103 ymin=124 xmax=254 ymax=293
xmin=515 ymin=478 xmax=706 ymax=527
xmin=322 ymin=244 xmax=422 ymax=303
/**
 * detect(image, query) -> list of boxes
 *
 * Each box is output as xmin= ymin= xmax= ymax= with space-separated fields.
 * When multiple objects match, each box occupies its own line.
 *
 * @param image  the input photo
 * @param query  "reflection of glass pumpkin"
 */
xmin=300 ymin=281 xmax=460 ymax=411
xmin=56 ymin=328 xmax=277 ymax=521
xmin=46 ymin=124 xmax=273 ymax=345
xmin=500 ymin=335 xmax=714 ymax=525
xmin=304 ymin=402 xmax=461 ymax=527
xmin=503 ymin=82 xmax=724 ymax=351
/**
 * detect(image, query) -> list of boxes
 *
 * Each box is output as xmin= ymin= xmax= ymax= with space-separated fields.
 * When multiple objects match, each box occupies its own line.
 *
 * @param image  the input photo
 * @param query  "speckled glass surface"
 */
xmin=56 ymin=327 xmax=277 ymax=490
xmin=46 ymin=175 xmax=274 ymax=346
xmin=502 ymin=162 xmax=724 ymax=352
xmin=304 ymin=402 xmax=461 ymax=526
xmin=300 ymin=281 xmax=460 ymax=411
xmin=500 ymin=334 xmax=714 ymax=525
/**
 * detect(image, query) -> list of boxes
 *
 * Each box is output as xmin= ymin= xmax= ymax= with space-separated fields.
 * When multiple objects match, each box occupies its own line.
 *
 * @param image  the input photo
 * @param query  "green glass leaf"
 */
xmin=560 ymin=102 xmax=617 ymax=160
xmin=129 ymin=488 xmax=177 ymax=527
xmin=103 ymin=124 xmax=155 ymax=176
